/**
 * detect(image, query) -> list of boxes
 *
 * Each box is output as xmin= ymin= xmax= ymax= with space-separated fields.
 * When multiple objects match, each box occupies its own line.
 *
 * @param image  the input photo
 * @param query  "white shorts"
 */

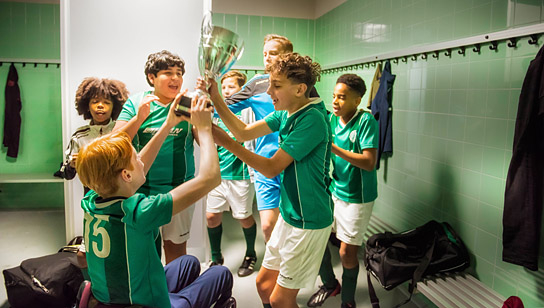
xmin=332 ymin=195 xmax=374 ymax=246
xmin=206 ymin=179 xmax=255 ymax=219
xmin=262 ymin=215 xmax=332 ymax=290
xmin=161 ymin=203 xmax=195 ymax=244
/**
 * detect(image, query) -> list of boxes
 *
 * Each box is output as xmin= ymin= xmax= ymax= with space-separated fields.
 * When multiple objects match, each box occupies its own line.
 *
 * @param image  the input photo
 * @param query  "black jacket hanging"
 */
xmin=3 ymin=63 xmax=22 ymax=158
xmin=371 ymin=60 xmax=395 ymax=169
xmin=503 ymin=45 xmax=544 ymax=271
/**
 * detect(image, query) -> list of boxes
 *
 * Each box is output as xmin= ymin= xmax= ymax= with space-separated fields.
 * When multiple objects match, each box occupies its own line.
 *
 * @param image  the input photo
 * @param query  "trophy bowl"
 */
xmin=175 ymin=23 xmax=244 ymax=116
xmin=198 ymin=26 xmax=244 ymax=80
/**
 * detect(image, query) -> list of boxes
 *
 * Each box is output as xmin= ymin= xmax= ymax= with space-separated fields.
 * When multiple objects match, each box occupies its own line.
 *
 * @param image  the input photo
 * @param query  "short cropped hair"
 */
xmin=268 ymin=53 xmax=321 ymax=97
xmin=264 ymin=34 xmax=293 ymax=53
xmin=221 ymin=70 xmax=247 ymax=87
xmin=144 ymin=50 xmax=185 ymax=87
xmin=336 ymin=74 xmax=367 ymax=97
xmin=75 ymin=77 xmax=129 ymax=121
xmin=76 ymin=131 xmax=134 ymax=197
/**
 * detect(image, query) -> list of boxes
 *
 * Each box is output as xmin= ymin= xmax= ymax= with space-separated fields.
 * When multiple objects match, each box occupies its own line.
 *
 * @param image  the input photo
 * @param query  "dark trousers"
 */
xmin=165 ymin=255 xmax=233 ymax=308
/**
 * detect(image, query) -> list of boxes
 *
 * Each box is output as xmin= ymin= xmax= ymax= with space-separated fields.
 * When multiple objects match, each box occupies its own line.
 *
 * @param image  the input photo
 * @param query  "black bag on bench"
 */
xmin=364 ymin=220 xmax=470 ymax=308
xmin=3 ymin=238 xmax=84 ymax=308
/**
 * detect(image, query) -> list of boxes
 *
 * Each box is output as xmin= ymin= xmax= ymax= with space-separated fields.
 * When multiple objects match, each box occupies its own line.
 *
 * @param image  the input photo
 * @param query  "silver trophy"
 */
xmin=175 ymin=13 xmax=244 ymax=116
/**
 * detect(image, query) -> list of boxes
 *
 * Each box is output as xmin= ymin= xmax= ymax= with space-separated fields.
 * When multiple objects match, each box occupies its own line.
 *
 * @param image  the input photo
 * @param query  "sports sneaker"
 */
xmin=237 ymin=256 xmax=257 ymax=277
xmin=306 ymin=280 xmax=341 ymax=307
xmin=207 ymin=257 xmax=224 ymax=268
xmin=215 ymin=296 xmax=237 ymax=308
xmin=341 ymin=302 xmax=356 ymax=308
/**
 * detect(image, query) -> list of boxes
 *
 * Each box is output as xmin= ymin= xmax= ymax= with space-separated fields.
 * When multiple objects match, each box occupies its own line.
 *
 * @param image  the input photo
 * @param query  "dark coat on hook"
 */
xmin=3 ymin=63 xmax=22 ymax=158
xmin=371 ymin=60 xmax=395 ymax=169
xmin=503 ymin=44 xmax=544 ymax=271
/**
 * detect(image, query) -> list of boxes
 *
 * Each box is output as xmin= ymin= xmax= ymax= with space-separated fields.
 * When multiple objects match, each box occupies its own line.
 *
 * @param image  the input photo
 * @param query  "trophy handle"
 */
xmin=201 ymin=11 xmax=213 ymax=36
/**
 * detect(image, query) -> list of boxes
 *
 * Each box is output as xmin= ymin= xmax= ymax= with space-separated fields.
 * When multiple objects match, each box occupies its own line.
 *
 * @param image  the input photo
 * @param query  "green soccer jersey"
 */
xmin=118 ymin=91 xmax=195 ymax=194
xmin=330 ymin=110 xmax=379 ymax=203
xmin=264 ymin=98 xmax=333 ymax=229
xmin=216 ymin=111 xmax=250 ymax=180
xmin=81 ymin=190 xmax=173 ymax=308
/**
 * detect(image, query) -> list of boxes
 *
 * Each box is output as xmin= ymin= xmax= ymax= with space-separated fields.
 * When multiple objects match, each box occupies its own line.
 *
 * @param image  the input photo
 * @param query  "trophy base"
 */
xmin=174 ymin=92 xmax=213 ymax=117
xmin=174 ymin=95 xmax=193 ymax=117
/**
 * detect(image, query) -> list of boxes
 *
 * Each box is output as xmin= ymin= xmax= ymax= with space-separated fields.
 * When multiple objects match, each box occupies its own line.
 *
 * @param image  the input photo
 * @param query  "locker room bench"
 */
xmin=363 ymin=216 xmax=506 ymax=308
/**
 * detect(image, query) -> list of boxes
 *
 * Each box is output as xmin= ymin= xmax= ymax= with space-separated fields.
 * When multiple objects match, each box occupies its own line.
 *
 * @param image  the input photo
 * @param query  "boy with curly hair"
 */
xmin=56 ymin=77 xmax=129 ymax=184
xmin=210 ymin=53 xmax=333 ymax=308
xmin=201 ymin=34 xmax=322 ymax=245
xmin=114 ymin=50 xmax=196 ymax=263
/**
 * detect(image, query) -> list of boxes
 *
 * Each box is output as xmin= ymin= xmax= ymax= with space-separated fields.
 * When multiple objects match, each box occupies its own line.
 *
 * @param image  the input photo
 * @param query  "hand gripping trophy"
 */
xmin=175 ymin=12 xmax=244 ymax=116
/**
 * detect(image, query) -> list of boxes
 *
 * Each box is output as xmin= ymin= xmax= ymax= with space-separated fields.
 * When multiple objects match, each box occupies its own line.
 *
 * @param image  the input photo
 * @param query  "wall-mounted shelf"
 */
xmin=0 ymin=173 xmax=64 ymax=183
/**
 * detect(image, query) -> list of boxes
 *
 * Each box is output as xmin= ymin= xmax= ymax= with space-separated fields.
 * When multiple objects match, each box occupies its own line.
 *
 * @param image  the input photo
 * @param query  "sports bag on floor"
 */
xmin=3 ymin=249 xmax=84 ymax=308
xmin=364 ymin=220 xmax=470 ymax=308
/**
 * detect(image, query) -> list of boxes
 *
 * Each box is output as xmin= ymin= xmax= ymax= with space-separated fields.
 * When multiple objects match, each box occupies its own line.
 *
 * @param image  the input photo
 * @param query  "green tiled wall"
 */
xmin=0 ymin=2 xmax=63 ymax=209
xmin=0 ymin=2 xmax=60 ymax=59
xmin=312 ymin=0 xmax=544 ymax=305
xmin=212 ymin=13 xmax=315 ymax=75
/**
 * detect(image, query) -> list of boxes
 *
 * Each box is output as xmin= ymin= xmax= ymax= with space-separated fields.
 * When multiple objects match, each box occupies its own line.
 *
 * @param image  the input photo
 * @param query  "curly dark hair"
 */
xmin=144 ymin=50 xmax=185 ymax=87
xmin=336 ymin=74 xmax=366 ymax=97
xmin=268 ymin=53 xmax=321 ymax=97
xmin=75 ymin=77 xmax=129 ymax=121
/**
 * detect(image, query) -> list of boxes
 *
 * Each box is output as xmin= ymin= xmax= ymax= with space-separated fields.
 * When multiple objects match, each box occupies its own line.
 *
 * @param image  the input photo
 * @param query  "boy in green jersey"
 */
xmin=210 ymin=53 xmax=333 ymax=308
xmin=307 ymin=74 xmax=378 ymax=308
xmin=114 ymin=50 xmax=196 ymax=264
xmin=77 ymin=95 xmax=236 ymax=308
xmin=206 ymin=70 xmax=259 ymax=277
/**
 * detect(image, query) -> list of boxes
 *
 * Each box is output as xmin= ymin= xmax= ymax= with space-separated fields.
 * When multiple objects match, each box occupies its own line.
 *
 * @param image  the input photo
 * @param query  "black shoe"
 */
xmin=216 ymin=296 xmax=236 ymax=308
xmin=341 ymin=302 xmax=356 ymax=308
xmin=306 ymin=280 xmax=341 ymax=307
xmin=237 ymin=256 xmax=257 ymax=277
xmin=208 ymin=257 xmax=224 ymax=268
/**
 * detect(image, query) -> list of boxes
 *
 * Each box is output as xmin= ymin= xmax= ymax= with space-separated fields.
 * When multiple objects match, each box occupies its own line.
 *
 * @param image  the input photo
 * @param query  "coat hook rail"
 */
xmin=0 ymin=59 xmax=61 ymax=68
xmin=318 ymin=24 xmax=544 ymax=74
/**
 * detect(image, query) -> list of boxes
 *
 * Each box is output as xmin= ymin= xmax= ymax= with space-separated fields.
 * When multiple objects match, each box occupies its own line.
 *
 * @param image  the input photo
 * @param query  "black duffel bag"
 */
xmin=364 ymin=220 xmax=470 ymax=308
xmin=3 ymin=251 xmax=84 ymax=308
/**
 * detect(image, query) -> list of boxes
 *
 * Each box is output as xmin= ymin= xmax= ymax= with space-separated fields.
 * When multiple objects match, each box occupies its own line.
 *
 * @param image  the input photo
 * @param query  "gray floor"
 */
xmin=0 ymin=209 xmax=427 ymax=308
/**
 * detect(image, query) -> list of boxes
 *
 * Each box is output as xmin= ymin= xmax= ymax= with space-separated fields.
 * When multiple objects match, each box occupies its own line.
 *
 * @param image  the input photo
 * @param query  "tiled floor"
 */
xmin=0 ymin=209 xmax=426 ymax=308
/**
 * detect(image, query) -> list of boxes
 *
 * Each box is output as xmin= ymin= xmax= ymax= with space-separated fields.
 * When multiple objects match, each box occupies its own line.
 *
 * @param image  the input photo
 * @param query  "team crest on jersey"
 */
xmin=349 ymin=131 xmax=357 ymax=143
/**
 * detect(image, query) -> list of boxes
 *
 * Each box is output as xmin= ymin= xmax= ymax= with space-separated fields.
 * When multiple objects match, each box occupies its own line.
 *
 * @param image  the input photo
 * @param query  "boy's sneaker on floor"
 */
xmin=237 ymin=256 xmax=257 ymax=277
xmin=341 ymin=301 xmax=356 ymax=308
xmin=207 ymin=257 xmax=224 ymax=268
xmin=306 ymin=279 xmax=341 ymax=307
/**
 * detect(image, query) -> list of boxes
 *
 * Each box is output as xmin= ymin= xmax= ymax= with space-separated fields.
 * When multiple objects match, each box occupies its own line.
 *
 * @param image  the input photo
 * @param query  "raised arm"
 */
xmin=198 ymin=78 xmax=269 ymax=142
xmin=169 ymin=95 xmax=221 ymax=215
xmin=138 ymin=94 xmax=187 ymax=174
xmin=213 ymin=125 xmax=293 ymax=178
xmin=332 ymin=144 xmax=377 ymax=172
xmin=113 ymin=94 xmax=160 ymax=139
